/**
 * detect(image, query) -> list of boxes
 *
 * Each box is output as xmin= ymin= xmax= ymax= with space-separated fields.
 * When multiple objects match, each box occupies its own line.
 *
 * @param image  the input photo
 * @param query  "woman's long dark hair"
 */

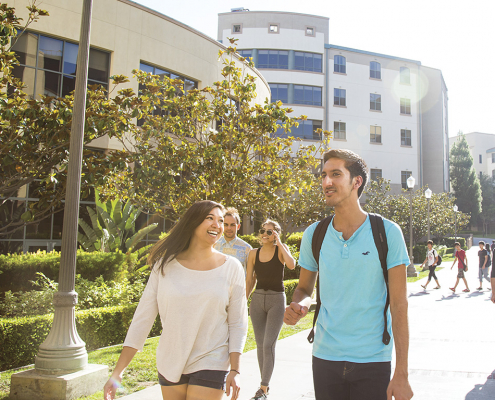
xmin=148 ymin=200 xmax=225 ymax=274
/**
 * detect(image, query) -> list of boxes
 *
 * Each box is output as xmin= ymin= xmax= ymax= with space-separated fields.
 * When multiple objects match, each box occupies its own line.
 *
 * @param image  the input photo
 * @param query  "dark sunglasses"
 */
xmin=259 ymin=229 xmax=274 ymax=235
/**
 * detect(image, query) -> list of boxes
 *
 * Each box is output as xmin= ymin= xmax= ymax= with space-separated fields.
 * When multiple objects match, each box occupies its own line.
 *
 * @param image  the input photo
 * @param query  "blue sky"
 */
xmin=135 ymin=0 xmax=495 ymax=138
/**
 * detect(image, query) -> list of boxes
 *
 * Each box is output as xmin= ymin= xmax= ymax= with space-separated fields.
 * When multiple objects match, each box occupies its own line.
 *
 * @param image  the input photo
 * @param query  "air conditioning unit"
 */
xmin=231 ymin=7 xmax=249 ymax=12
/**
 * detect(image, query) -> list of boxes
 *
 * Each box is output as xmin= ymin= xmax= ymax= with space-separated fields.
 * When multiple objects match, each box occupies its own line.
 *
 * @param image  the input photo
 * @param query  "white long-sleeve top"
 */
xmin=123 ymin=256 xmax=248 ymax=383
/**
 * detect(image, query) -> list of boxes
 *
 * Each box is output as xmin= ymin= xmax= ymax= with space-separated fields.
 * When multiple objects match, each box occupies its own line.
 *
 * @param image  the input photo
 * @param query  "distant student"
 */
xmin=477 ymin=241 xmax=490 ymax=291
xmin=449 ymin=242 xmax=469 ymax=293
xmin=215 ymin=208 xmax=253 ymax=274
xmin=420 ymin=240 xmax=441 ymax=290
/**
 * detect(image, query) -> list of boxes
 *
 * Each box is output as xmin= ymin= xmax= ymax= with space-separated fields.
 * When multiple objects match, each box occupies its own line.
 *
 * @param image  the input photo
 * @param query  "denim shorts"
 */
xmin=158 ymin=370 xmax=227 ymax=390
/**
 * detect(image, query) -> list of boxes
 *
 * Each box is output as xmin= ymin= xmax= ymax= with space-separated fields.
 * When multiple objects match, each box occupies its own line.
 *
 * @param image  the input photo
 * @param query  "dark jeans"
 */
xmin=313 ymin=357 xmax=391 ymax=400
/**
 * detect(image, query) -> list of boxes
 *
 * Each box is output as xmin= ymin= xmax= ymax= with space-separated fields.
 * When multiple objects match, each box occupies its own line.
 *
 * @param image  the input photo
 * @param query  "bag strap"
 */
xmin=369 ymin=213 xmax=391 ymax=345
xmin=307 ymin=215 xmax=333 ymax=344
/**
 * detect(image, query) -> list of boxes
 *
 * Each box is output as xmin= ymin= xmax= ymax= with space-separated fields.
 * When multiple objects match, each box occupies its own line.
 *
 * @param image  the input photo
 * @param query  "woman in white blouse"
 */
xmin=103 ymin=200 xmax=248 ymax=400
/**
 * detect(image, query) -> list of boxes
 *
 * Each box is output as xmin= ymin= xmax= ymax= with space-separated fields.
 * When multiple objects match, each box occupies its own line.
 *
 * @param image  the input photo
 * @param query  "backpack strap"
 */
xmin=369 ymin=213 xmax=391 ymax=345
xmin=307 ymin=215 xmax=333 ymax=344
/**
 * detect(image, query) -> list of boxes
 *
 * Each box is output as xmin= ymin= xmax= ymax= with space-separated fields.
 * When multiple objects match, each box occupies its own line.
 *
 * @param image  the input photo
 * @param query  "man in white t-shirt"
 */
xmin=419 ymin=240 xmax=441 ymax=290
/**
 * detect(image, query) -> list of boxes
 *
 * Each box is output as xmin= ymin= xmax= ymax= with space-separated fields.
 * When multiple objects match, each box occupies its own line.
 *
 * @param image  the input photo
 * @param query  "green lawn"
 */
xmin=0 ymin=312 xmax=315 ymax=400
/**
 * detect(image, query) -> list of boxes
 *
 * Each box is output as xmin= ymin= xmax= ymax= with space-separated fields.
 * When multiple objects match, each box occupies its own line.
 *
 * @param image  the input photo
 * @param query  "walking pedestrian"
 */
xmin=215 ymin=207 xmax=253 ymax=274
xmin=246 ymin=219 xmax=296 ymax=400
xmin=103 ymin=200 xmax=248 ymax=400
xmin=476 ymin=241 xmax=490 ymax=291
xmin=283 ymin=149 xmax=413 ymax=400
xmin=419 ymin=240 xmax=441 ymax=290
xmin=449 ymin=242 xmax=469 ymax=293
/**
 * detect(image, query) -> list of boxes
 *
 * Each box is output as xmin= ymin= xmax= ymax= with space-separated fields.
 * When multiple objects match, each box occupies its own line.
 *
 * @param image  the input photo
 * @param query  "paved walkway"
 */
xmin=119 ymin=246 xmax=495 ymax=399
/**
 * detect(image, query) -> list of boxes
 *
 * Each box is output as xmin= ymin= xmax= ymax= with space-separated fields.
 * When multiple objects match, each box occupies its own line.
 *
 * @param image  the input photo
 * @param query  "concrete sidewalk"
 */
xmin=119 ymin=246 xmax=495 ymax=400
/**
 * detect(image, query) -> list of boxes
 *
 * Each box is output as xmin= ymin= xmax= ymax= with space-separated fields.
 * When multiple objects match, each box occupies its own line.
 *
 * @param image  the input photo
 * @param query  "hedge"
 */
xmin=0 ymin=303 xmax=161 ymax=371
xmin=441 ymin=237 xmax=466 ymax=248
xmin=0 ymin=250 xmax=136 ymax=293
xmin=238 ymin=234 xmax=260 ymax=249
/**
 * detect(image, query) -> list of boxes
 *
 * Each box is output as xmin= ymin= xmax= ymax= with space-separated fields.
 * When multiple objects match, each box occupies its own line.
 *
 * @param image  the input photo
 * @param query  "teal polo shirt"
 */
xmin=299 ymin=214 xmax=409 ymax=363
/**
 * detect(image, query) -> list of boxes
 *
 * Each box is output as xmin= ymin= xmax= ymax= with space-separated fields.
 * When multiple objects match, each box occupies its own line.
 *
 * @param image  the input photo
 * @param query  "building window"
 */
xmin=269 ymin=83 xmax=288 ymax=103
xmin=400 ymin=98 xmax=411 ymax=115
xmin=370 ymin=94 xmax=381 ymax=111
xmin=334 ymin=88 xmax=346 ymax=106
xmin=269 ymin=24 xmax=280 ymax=33
xmin=258 ymin=50 xmax=288 ymax=69
xmin=492 ymin=153 xmax=495 ymax=163
xmin=370 ymin=126 xmax=382 ymax=143
xmin=275 ymin=120 xmax=322 ymax=140
xmin=334 ymin=55 xmax=346 ymax=73
xmin=294 ymin=85 xmax=322 ymax=106
xmin=400 ymin=67 xmax=410 ymax=84
xmin=334 ymin=122 xmax=346 ymax=140
xmin=479 ymin=154 xmax=482 ymax=163
xmin=138 ymin=62 xmax=197 ymax=126
xmin=493 ymin=170 xmax=495 ymax=179
xmin=401 ymin=129 xmax=411 ymax=146
xmin=401 ymin=171 xmax=412 ymax=189
xmin=238 ymin=49 xmax=252 ymax=61
xmin=370 ymin=169 xmax=382 ymax=181
xmin=306 ymin=26 xmax=315 ymax=37
xmin=295 ymin=52 xmax=322 ymax=72
xmin=370 ymin=61 xmax=381 ymax=79
xmin=232 ymin=24 xmax=242 ymax=33
xmin=10 ymin=31 xmax=110 ymax=99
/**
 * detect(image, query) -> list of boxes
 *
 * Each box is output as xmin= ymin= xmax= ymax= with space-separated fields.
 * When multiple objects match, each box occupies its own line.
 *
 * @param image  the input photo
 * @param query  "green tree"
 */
xmin=449 ymin=132 xmax=482 ymax=221
xmin=0 ymin=3 xmax=138 ymax=238
xmin=363 ymin=178 xmax=470 ymax=245
xmin=100 ymin=39 xmax=330 ymax=223
xmin=478 ymin=174 xmax=495 ymax=235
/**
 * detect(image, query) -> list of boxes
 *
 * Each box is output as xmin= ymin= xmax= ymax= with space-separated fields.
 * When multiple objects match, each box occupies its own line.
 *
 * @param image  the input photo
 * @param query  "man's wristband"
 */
xmin=230 ymin=369 xmax=240 ymax=375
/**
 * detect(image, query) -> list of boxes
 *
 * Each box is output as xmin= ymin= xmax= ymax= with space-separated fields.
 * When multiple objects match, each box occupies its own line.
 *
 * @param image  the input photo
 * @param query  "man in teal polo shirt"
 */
xmin=284 ymin=149 xmax=413 ymax=400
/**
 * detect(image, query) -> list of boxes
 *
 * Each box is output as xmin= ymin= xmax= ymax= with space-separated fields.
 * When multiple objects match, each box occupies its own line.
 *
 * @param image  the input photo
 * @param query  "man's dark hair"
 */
xmin=323 ymin=149 xmax=369 ymax=198
xmin=454 ymin=242 xmax=460 ymax=247
xmin=427 ymin=240 xmax=434 ymax=246
xmin=479 ymin=240 xmax=485 ymax=246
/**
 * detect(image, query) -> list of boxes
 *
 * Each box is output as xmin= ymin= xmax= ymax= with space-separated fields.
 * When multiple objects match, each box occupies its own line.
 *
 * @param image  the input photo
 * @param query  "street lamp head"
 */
xmin=424 ymin=188 xmax=432 ymax=199
xmin=453 ymin=204 xmax=458 ymax=212
xmin=406 ymin=175 xmax=415 ymax=190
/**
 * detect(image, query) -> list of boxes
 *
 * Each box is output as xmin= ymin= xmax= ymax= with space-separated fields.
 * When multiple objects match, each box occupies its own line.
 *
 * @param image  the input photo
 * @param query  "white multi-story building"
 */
xmin=218 ymin=10 xmax=450 ymax=194
xmin=449 ymin=132 xmax=495 ymax=180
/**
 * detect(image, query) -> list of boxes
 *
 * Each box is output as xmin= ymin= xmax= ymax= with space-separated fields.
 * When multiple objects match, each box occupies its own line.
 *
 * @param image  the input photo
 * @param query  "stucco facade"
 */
xmin=449 ymin=132 xmax=495 ymax=181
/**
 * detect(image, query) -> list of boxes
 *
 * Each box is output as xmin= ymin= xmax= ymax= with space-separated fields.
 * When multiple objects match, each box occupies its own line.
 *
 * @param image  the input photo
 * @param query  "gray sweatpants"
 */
xmin=249 ymin=289 xmax=286 ymax=387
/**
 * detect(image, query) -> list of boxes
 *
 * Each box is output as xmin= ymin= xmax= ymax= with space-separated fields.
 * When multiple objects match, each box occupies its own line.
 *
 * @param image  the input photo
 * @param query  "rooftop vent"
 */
xmin=231 ymin=7 xmax=249 ymax=12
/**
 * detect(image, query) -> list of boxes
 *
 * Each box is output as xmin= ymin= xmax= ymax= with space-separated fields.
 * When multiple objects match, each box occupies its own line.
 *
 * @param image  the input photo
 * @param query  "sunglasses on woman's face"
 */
xmin=259 ymin=229 xmax=274 ymax=236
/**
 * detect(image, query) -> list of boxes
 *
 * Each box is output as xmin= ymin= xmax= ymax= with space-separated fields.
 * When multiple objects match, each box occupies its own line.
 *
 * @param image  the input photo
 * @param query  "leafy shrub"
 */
xmin=413 ymin=245 xmax=427 ymax=264
xmin=445 ymin=247 xmax=455 ymax=255
xmin=441 ymin=237 xmax=466 ymax=248
xmin=286 ymin=232 xmax=304 ymax=249
xmin=238 ymin=234 xmax=260 ymax=248
xmin=0 ymin=304 xmax=162 ymax=371
xmin=0 ymin=250 xmax=136 ymax=293
xmin=435 ymin=245 xmax=447 ymax=257
xmin=284 ymin=279 xmax=299 ymax=304
xmin=0 ymin=272 xmax=147 ymax=317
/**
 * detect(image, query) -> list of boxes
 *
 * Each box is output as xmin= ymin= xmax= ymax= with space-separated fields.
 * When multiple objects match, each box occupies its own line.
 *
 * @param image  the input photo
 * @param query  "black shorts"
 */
xmin=158 ymin=370 xmax=227 ymax=390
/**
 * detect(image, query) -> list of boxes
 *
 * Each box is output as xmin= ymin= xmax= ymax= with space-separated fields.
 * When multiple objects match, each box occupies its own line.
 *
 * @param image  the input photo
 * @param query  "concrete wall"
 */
xmin=421 ymin=66 xmax=449 ymax=193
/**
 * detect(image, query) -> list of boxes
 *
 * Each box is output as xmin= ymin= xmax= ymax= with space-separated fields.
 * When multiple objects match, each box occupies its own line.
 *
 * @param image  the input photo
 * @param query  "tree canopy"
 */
xmin=363 ymin=178 xmax=470 ymax=244
xmin=449 ymin=132 xmax=482 ymax=221
xmin=478 ymin=173 xmax=495 ymax=235
xmin=100 ymin=39 xmax=331 ymax=225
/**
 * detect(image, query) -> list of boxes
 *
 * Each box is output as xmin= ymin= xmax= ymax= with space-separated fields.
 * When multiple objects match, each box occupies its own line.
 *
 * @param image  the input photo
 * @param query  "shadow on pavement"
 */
xmin=465 ymin=371 xmax=495 ymax=399
xmin=467 ymin=291 xmax=485 ymax=298
xmin=408 ymin=291 xmax=430 ymax=297
xmin=435 ymin=294 xmax=458 ymax=301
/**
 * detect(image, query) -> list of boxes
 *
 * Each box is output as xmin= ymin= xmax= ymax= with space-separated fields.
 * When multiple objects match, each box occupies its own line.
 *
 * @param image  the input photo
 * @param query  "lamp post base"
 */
xmin=407 ymin=257 xmax=418 ymax=277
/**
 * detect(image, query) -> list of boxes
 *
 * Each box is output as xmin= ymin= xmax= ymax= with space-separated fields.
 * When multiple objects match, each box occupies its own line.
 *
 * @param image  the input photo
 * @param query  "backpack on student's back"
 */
xmin=307 ymin=213 xmax=391 ymax=346
xmin=436 ymin=253 xmax=442 ymax=266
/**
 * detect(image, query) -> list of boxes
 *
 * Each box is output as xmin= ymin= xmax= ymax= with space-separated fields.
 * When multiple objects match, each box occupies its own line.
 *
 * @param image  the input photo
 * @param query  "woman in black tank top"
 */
xmin=245 ymin=219 xmax=296 ymax=399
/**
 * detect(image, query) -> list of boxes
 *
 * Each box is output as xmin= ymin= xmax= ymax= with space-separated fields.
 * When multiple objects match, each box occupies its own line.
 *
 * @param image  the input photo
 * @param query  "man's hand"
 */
xmin=387 ymin=373 xmax=413 ymax=400
xmin=283 ymin=302 xmax=308 ymax=325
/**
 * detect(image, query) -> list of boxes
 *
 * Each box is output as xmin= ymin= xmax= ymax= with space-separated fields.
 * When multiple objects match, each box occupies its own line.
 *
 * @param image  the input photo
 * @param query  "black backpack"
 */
xmin=436 ymin=253 xmax=442 ymax=266
xmin=307 ymin=213 xmax=391 ymax=346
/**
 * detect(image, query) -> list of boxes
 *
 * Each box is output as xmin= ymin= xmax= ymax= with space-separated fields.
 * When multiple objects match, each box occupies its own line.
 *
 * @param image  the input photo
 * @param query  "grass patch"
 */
xmin=407 ymin=266 xmax=444 ymax=283
xmin=1 ymin=312 xmax=315 ymax=400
